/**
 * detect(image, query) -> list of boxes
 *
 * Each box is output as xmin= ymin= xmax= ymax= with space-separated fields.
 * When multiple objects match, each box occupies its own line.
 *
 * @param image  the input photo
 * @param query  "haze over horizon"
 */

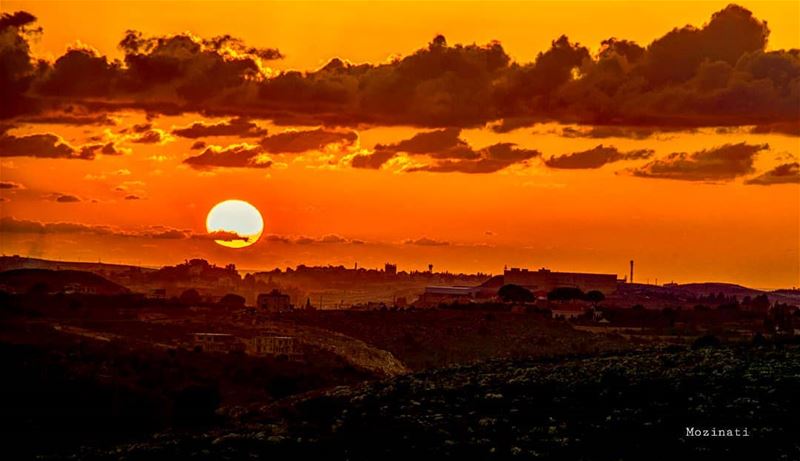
xmin=1 ymin=1 xmax=798 ymax=288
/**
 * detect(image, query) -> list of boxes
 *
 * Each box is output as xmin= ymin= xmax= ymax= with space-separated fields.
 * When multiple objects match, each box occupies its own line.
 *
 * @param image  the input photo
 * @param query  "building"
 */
xmin=257 ymin=289 xmax=292 ymax=313
xmin=417 ymin=286 xmax=481 ymax=306
xmin=504 ymin=267 xmax=618 ymax=295
xmin=191 ymin=333 xmax=244 ymax=353
xmin=248 ymin=335 xmax=303 ymax=360
xmin=384 ymin=263 xmax=397 ymax=275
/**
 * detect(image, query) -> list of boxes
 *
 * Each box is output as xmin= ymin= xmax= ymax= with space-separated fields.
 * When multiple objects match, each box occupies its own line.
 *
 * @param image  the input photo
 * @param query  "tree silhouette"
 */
xmin=584 ymin=290 xmax=605 ymax=304
xmin=179 ymin=289 xmax=202 ymax=306
xmin=547 ymin=287 xmax=585 ymax=302
xmin=218 ymin=293 xmax=245 ymax=308
xmin=498 ymin=284 xmax=535 ymax=303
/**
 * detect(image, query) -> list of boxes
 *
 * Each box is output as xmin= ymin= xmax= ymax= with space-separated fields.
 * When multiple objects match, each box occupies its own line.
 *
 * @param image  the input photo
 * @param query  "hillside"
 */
xmin=0 ymin=269 xmax=129 ymax=295
xmin=65 ymin=345 xmax=800 ymax=460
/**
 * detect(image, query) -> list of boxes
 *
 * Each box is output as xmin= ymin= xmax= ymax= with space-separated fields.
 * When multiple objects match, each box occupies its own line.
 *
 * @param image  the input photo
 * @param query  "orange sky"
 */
xmin=1 ymin=1 xmax=798 ymax=288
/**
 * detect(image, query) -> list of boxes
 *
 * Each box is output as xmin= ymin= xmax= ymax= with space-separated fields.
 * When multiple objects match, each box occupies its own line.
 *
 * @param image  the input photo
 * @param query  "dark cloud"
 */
xmin=631 ymin=142 xmax=768 ymax=181
xmin=353 ymin=128 xmax=541 ymax=173
xmin=190 ymin=140 xmax=207 ymax=150
xmin=183 ymin=143 xmax=271 ymax=169
xmin=745 ymin=162 xmax=800 ymax=185
xmin=750 ymin=122 xmax=800 ymax=137
xmin=259 ymin=128 xmax=357 ymax=153
xmin=20 ymin=111 xmax=116 ymax=126
xmin=265 ymin=234 xmax=292 ymax=244
xmin=488 ymin=117 xmax=540 ymax=133
xmin=131 ymin=128 xmax=169 ymax=144
xmin=559 ymin=126 xmax=693 ymax=140
xmin=3 ymin=6 xmax=797 ymax=131
xmin=173 ymin=117 xmax=267 ymax=138
xmin=404 ymin=237 xmax=449 ymax=246
xmin=545 ymin=145 xmax=654 ymax=169
xmin=124 ymin=194 xmax=141 ymax=200
xmin=0 ymin=216 xmax=247 ymax=241
xmin=0 ymin=132 xmax=89 ymax=159
xmin=193 ymin=230 xmax=251 ymax=242
xmin=351 ymin=149 xmax=397 ymax=169
xmin=351 ymin=128 xmax=472 ymax=169
xmin=0 ymin=181 xmax=23 ymax=189
xmin=319 ymin=234 xmax=348 ymax=244
xmin=407 ymin=142 xmax=541 ymax=174
xmin=381 ymin=128 xmax=476 ymax=159
xmin=36 ymin=46 xmax=120 ymax=97
xmin=54 ymin=194 xmax=80 ymax=203
xmin=264 ymin=234 xmax=359 ymax=245
xmin=79 ymin=141 xmax=125 ymax=158
xmin=0 ymin=11 xmax=42 ymax=119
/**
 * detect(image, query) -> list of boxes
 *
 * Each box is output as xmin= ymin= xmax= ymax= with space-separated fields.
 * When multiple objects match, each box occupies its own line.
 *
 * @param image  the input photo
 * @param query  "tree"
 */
xmin=179 ymin=288 xmax=202 ymax=306
xmin=584 ymin=290 xmax=605 ymax=304
xmin=218 ymin=293 xmax=245 ymax=308
xmin=547 ymin=287 xmax=585 ymax=302
xmin=498 ymin=284 xmax=535 ymax=303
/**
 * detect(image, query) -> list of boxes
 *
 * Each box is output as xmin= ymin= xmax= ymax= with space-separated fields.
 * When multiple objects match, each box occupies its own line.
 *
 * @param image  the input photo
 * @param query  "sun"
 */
xmin=206 ymin=200 xmax=264 ymax=248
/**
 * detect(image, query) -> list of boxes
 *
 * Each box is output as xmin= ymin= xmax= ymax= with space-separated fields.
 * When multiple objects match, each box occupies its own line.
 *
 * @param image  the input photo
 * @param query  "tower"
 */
xmin=630 ymin=260 xmax=634 ymax=284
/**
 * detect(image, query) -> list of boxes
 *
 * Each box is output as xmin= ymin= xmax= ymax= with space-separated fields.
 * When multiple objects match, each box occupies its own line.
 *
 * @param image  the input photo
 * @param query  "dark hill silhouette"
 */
xmin=0 ymin=269 xmax=129 ymax=295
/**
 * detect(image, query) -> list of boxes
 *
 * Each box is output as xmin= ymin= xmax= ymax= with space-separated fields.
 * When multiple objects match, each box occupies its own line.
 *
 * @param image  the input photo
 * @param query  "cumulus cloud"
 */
xmin=745 ymin=162 xmax=800 ymax=185
xmin=0 ymin=11 xmax=42 ymax=119
xmin=0 ymin=132 xmax=88 ymax=159
xmin=2 ymin=5 xmax=797 ymax=132
xmin=183 ymin=143 xmax=272 ymax=169
xmin=545 ymin=145 xmax=654 ymax=169
xmin=631 ymin=142 xmax=768 ymax=181
xmin=172 ymin=117 xmax=267 ymax=138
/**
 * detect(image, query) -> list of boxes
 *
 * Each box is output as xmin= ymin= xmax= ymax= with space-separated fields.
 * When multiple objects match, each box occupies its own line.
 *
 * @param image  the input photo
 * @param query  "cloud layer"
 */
xmin=2 ymin=6 xmax=797 ymax=130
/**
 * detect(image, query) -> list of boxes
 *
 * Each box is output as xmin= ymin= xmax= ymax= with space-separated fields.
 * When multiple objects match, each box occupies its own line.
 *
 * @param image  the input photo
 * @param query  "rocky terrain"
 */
xmin=62 ymin=344 xmax=800 ymax=461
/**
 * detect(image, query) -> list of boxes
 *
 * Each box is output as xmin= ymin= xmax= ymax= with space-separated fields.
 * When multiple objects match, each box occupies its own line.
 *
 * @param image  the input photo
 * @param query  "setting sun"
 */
xmin=206 ymin=200 xmax=264 ymax=248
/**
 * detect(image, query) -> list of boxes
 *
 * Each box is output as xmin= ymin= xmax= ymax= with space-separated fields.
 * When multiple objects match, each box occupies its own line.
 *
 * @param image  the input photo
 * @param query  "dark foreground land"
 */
xmin=45 ymin=344 xmax=800 ymax=461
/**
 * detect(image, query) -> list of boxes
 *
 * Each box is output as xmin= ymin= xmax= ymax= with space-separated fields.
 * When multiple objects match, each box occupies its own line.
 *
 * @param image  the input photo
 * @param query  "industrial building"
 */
xmin=504 ymin=267 xmax=619 ymax=295
xmin=416 ymin=266 xmax=620 ymax=306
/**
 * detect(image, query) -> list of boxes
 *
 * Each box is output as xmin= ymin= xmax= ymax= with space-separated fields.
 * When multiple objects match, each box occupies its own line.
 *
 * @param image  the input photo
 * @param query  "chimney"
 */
xmin=630 ymin=260 xmax=634 ymax=284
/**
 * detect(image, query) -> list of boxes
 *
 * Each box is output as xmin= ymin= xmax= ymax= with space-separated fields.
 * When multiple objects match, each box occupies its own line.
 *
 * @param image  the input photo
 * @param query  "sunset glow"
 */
xmin=0 ymin=0 xmax=797 ymax=287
